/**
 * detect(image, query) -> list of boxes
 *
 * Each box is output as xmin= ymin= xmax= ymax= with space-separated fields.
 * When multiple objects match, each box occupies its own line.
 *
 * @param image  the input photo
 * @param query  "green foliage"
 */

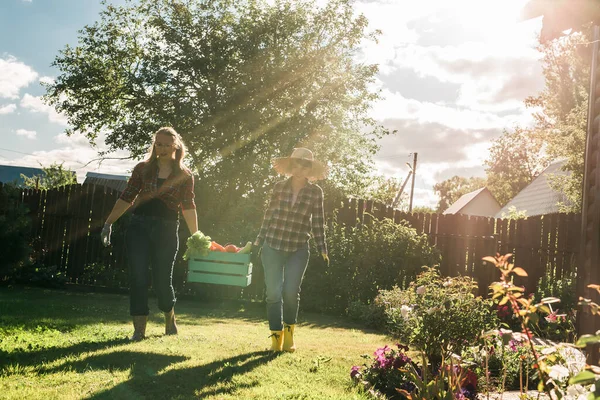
xmin=11 ymin=264 xmax=68 ymax=288
xmin=411 ymin=206 xmax=436 ymax=214
xmin=20 ymin=162 xmax=76 ymax=190
xmin=433 ymin=176 xmax=486 ymax=213
xmin=183 ymin=230 xmax=212 ymax=260
xmin=302 ymin=213 xmax=440 ymax=315
xmin=363 ymin=175 xmax=406 ymax=208
xmin=484 ymin=128 xmax=547 ymax=207
xmin=523 ymin=31 xmax=591 ymax=213
xmin=500 ymin=206 xmax=527 ymax=220
xmin=0 ymin=184 xmax=32 ymax=281
xmin=45 ymin=0 xmax=392 ymax=232
xmin=373 ymin=267 xmax=498 ymax=367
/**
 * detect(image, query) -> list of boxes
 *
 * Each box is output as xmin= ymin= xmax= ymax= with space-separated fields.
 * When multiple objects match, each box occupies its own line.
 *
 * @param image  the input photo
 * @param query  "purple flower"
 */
xmin=350 ymin=365 xmax=361 ymax=380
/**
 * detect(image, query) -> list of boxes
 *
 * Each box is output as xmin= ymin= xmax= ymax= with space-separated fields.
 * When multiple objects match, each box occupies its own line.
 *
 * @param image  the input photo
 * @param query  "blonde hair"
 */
xmin=145 ymin=127 xmax=189 ymax=174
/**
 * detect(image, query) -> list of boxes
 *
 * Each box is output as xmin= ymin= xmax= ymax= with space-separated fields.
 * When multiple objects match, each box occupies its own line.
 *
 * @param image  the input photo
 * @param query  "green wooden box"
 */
xmin=187 ymin=251 xmax=252 ymax=287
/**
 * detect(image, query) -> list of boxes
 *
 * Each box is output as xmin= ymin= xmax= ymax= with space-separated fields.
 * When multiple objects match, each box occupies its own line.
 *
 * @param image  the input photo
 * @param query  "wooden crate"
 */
xmin=187 ymin=252 xmax=252 ymax=287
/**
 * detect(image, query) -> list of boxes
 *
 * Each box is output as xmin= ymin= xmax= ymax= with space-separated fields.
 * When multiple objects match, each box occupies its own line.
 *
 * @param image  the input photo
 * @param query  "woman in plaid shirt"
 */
xmin=254 ymin=148 xmax=329 ymax=352
xmin=100 ymin=127 xmax=198 ymax=341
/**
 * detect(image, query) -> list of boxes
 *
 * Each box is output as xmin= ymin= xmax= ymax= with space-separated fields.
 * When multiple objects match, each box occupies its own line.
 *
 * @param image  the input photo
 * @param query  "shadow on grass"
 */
xmin=1 ymin=286 xmax=381 ymax=336
xmin=0 ymin=337 xmax=129 ymax=372
xmin=41 ymin=350 xmax=189 ymax=376
xmin=82 ymin=350 xmax=279 ymax=399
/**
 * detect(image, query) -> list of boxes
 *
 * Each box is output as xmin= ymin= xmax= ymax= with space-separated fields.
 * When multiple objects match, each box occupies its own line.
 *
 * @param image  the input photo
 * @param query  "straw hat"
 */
xmin=272 ymin=148 xmax=328 ymax=181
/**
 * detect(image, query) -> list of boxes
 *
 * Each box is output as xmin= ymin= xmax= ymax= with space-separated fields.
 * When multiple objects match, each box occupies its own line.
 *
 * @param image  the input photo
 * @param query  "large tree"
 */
xmin=44 ymin=0 xmax=389 ymax=233
xmin=524 ymin=32 xmax=590 ymax=212
xmin=484 ymin=127 xmax=548 ymax=206
xmin=433 ymin=176 xmax=486 ymax=213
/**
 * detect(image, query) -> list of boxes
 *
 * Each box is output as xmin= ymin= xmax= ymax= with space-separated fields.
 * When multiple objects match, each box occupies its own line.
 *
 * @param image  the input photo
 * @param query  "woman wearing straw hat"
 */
xmin=254 ymin=147 xmax=329 ymax=352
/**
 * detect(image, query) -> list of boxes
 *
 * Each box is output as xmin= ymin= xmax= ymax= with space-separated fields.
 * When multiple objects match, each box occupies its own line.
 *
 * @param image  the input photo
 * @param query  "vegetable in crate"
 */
xmin=183 ymin=230 xmax=212 ymax=260
xmin=238 ymin=242 xmax=252 ymax=254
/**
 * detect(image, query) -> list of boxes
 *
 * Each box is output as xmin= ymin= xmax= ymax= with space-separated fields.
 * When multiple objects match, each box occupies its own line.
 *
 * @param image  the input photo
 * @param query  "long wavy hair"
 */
xmin=144 ymin=127 xmax=189 ymax=177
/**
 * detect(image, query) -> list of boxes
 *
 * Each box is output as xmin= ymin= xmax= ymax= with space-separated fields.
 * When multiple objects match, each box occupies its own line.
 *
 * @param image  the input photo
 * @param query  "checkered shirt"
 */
xmin=256 ymin=179 xmax=327 ymax=254
xmin=119 ymin=161 xmax=196 ymax=212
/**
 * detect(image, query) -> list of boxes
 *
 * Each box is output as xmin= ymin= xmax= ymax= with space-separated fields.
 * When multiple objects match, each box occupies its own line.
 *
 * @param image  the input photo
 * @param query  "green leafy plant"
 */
xmin=374 ymin=267 xmax=497 ymax=367
xmin=302 ymin=213 xmax=440 ymax=315
xmin=485 ymin=253 xmax=590 ymax=399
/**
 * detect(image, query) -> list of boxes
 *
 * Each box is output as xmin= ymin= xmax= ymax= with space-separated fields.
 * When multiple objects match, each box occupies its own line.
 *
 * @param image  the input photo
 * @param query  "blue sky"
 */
xmin=0 ymin=0 xmax=543 ymax=207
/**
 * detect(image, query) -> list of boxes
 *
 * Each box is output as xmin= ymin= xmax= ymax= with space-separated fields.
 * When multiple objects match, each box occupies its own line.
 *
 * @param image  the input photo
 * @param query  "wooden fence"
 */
xmin=1 ymin=183 xmax=581 ymax=297
xmin=335 ymin=198 xmax=580 ymax=294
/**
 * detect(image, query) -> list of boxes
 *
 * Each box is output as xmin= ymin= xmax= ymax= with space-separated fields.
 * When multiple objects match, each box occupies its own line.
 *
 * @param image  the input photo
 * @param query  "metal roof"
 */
xmin=83 ymin=171 xmax=130 ymax=193
xmin=0 ymin=164 xmax=76 ymax=187
xmin=495 ymin=160 xmax=572 ymax=218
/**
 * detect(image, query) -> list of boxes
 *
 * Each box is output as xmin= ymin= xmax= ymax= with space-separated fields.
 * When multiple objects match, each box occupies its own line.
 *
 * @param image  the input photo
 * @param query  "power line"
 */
xmin=0 ymin=147 xmax=39 ymax=157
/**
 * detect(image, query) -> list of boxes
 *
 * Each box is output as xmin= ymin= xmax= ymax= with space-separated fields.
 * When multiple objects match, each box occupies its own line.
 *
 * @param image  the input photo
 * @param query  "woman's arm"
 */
xmin=182 ymin=208 xmax=198 ymax=234
xmin=181 ymin=172 xmax=197 ymax=234
xmin=254 ymin=183 xmax=281 ymax=246
xmin=311 ymin=186 xmax=327 ymax=256
xmin=105 ymin=199 xmax=133 ymax=225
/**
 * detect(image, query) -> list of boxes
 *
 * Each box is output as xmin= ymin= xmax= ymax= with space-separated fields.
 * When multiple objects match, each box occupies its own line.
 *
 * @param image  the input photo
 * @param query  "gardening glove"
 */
xmin=321 ymin=253 xmax=329 ymax=268
xmin=101 ymin=223 xmax=112 ymax=247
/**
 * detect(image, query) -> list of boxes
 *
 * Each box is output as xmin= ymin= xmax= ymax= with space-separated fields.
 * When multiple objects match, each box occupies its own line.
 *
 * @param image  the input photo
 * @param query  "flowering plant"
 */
xmin=350 ymin=344 xmax=417 ymax=399
xmin=351 ymin=344 xmax=479 ymax=400
xmin=379 ymin=267 xmax=497 ymax=367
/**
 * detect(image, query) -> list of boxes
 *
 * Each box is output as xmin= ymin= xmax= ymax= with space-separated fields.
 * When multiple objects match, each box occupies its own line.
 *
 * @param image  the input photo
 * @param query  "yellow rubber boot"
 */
xmin=283 ymin=324 xmax=296 ymax=352
xmin=269 ymin=330 xmax=284 ymax=352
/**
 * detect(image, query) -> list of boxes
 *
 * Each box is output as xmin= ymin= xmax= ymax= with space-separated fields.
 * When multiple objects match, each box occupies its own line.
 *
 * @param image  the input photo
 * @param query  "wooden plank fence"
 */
xmin=0 ymin=183 xmax=581 ymax=298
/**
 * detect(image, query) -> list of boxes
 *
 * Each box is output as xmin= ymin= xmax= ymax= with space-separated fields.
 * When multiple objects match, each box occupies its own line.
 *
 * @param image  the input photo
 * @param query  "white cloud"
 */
xmin=39 ymin=76 xmax=55 ymax=85
xmin=0 ymin=56 xmax=38 ymax=99
xmin=3 ymin=132 xmax=137 ymax=182
xmin=0 ymin=104 xmax=16 ymax=114
xmin=20 ymin=93 xmax=69 ymax=126
xmin=16 ymin=129 xmax=37 ymax=139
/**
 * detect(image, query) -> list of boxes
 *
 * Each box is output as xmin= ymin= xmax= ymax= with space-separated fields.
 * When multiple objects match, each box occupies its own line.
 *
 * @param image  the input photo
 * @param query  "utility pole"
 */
xmin=392 ymin=169 xmax=412 ymax=209
xmin=408 ymin=153 xmax=417 ymax=212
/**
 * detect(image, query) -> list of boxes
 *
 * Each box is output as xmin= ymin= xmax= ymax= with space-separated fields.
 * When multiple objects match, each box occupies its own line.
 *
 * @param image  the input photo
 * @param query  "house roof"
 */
xmin=0 ymin=165 xmax=45 ymax=186
xmin=0 ymin=164 xmax=79 ymax=187
xmin=495 ymin=159 xmax=572 ymax=218
xmin=83 ymin=171 xmax=130 ymax=192
xmin=443 ymin=187 xmax=488 ymax=215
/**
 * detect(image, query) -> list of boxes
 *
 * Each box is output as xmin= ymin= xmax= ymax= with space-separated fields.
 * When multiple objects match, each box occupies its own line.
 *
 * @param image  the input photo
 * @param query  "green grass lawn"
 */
xmin=0 ymin=286 xmax=389 ymax=399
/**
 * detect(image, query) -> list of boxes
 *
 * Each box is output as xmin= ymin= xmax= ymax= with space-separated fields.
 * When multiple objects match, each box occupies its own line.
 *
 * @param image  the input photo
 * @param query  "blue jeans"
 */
xmin=125 ymin=214 xmax=179 ymax=316
xmin=261 ymin=244 xmax=310 ymax=331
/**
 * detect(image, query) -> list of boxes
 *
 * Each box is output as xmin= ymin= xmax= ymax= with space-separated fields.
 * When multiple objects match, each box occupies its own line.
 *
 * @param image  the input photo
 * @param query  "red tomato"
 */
xmin=224 ymin=244 xmax=240 ymax=253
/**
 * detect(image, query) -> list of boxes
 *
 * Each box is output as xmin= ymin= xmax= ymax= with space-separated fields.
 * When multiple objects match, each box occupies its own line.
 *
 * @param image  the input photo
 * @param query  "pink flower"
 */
xmin=350 ymin=365 xmax=361 ymax=380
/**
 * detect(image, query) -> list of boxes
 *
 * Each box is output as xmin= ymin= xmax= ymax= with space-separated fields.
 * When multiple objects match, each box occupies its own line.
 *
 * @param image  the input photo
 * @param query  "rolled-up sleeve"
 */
xmin=180 ymin=173 xmax=196 ymax=210
xmin=119 ymin=163 xmax=143 ymax=204
xmin=256 ymin=182 xmax=282 ymax=245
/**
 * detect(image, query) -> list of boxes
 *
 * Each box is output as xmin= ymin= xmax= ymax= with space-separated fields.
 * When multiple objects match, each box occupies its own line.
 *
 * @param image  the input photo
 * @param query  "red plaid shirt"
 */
xmin=119 ymin=161 xmax=196 ymax=211
xmin=256 ymin=179 xmax=327 ymax=254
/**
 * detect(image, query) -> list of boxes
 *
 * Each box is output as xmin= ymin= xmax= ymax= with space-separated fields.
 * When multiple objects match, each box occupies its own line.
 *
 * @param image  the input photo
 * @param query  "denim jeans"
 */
xmin=125 ymin=214 xmax=179 ymax=316
xmin=261 ymin=244 xmax=310 ymax=331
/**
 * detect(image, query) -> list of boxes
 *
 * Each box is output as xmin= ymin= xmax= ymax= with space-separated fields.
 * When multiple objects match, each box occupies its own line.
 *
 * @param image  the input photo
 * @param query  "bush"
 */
xmin=374 ymin=267 xmax=498 ymax=367
xmin=302 ymin=213 xmax=440 ymax=314
xmin=0 ymin=184 xmax=32 ymax=281
xmin=350 ymin=344 xmax=418 ymax=399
